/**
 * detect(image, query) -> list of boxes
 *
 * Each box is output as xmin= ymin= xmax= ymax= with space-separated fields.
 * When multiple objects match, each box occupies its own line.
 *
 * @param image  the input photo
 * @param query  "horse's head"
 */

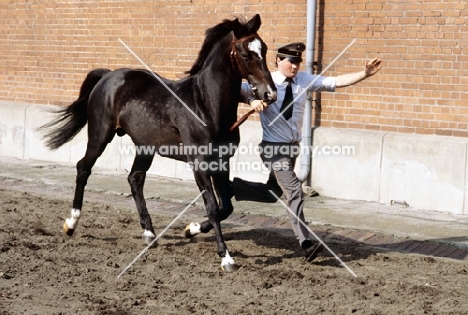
xmin=188 ymin=14 xmax=277 ymax=104
xmin=231 ymin=14 xmax=277 ymax=104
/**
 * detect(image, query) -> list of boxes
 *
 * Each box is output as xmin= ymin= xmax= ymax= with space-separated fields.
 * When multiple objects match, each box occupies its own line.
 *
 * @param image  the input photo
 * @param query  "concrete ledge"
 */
xmin=311 ymin=127 xmax=468 ymax=215
xmin=25 ymin=105 xmax=71 ymax=163
xmin=1 ymin=101 xmax=468 ymax=215
xmin=311 ymin=127 xmax=386 ymax=202
xmin=0 ymin=101 xmax=28 ymax=159
xmin=0 ymin=102 xmax=188 ymax=179
xmin=379 ymin=132 xmax=468 ymax=215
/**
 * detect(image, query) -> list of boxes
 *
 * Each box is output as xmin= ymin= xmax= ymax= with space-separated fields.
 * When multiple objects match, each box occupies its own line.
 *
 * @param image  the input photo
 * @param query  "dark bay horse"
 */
xmin=38 ymin=14 xmax=277 ymax=272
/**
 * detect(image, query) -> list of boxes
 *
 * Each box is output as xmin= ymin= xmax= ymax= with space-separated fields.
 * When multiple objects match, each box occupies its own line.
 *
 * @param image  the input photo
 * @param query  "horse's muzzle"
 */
xmin=263 ymin=90 xmax=277 ymax=104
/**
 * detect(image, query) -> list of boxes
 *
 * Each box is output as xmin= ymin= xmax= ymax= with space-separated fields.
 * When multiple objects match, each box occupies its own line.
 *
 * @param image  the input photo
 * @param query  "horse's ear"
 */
xmin=246 ymin=14 xmax=261 ymax=33
xmin=232 ymin=18 xmax=243 ymax=39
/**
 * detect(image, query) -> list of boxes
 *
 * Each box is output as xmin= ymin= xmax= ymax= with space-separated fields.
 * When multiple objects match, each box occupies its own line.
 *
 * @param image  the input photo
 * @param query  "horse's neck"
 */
xmin=193 ymin=35 xmax=243 ymax=132
xmin=199 ymin=56 xmax=241 ymax=118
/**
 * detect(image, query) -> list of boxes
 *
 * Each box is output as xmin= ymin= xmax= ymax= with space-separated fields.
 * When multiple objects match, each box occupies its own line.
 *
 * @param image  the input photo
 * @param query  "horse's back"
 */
xmin=87 ymin=68 xmax=186 ymax=148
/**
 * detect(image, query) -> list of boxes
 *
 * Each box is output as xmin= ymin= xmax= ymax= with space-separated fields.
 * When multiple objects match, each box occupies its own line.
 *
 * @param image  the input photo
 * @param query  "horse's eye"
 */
xmin=241 ymin=52 xmax=249 ymax=61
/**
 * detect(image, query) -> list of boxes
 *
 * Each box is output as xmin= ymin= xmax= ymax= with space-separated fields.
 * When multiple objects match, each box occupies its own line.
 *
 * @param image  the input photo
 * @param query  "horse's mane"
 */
xmin=186 ymin=16 xmax=250 ymax=76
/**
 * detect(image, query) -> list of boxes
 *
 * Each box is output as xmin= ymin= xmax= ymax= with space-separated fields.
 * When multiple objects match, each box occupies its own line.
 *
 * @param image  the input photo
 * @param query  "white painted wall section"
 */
xmin=1 ymin=101 xmax=467 ymax=215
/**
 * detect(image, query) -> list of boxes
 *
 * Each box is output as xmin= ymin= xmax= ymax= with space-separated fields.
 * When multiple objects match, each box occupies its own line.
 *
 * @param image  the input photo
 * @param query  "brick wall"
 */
xmin=0 ymin=0 xmax=466 ymax=137
xmin=316 ymin=0 xmax=468 ymax=137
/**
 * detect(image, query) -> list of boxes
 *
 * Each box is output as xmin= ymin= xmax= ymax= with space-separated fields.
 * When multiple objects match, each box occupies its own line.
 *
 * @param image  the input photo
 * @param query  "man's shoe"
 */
xmin=304 ymin=243 xmax=324 ymax=262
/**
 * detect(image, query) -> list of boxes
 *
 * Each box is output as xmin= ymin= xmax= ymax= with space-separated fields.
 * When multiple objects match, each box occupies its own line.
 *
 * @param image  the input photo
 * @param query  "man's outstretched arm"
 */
xmin=335 ymin=58 xmax=382 ymax=88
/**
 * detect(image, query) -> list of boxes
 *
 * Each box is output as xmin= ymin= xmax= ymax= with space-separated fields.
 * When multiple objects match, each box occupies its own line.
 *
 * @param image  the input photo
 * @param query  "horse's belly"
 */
xmin=128 ymin=124 xmax=182 ymax=146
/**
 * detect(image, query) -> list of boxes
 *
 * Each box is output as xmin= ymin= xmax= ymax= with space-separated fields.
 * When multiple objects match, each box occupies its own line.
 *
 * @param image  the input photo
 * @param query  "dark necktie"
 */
xmin=280 ymin=78 xmax=294 ymax=120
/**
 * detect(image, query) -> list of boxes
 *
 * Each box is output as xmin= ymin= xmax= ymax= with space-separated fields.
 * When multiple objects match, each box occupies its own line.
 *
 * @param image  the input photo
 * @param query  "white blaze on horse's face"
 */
xmin=248 ymin=38 xmax=263 ymax=60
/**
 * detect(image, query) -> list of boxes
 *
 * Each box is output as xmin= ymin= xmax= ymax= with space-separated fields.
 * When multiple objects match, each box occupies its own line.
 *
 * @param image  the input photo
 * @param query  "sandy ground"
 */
xmin=1 ymin=188 xmax=467 ymax=315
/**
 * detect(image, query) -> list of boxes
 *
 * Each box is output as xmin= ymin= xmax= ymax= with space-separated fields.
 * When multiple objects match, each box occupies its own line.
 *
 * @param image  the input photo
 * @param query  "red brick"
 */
xmin=363 ymin=234 xmax=395 ymax=247
xmin=446 ymin=248 xmax=468 ymax=260
xmin=403 ymin=241 xmax=424 ymax=253
xmin=325 ymin=229 xmax=354 ymax=242
xmin=227 ymin=213 xmax=247 ymax=223
xmin=356 ymin=232 xmax=376 ymax=243
xmin=246 ymin=216 xmax=271 ymax=228
xmin=431 ymin=244 xmax=461 ymax=258
xmin=410 ymin=242 xmax=442 ymax=256
xmin=1 ymin=0 xmax=467 ymax=137
xmin=260 ymin=217 xmax=280 ymax=228
xmin=274 ymin=220 xmax=291 ymax=229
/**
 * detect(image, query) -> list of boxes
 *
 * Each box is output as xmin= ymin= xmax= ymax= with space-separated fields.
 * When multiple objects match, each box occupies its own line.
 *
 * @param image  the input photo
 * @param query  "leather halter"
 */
xmin=230 ymin=34 xmax=258 ymax=79
xmin=229 ymin=34 xmax=261 ymax=132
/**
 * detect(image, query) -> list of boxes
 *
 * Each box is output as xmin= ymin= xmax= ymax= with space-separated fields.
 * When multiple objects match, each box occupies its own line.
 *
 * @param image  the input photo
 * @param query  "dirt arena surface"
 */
xmin=1 ymin=188 xmax=467 ymax=315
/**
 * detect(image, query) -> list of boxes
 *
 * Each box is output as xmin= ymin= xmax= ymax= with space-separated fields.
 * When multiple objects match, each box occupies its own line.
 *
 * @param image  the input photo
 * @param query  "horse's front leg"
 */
xmin=191 ymin=169 xmax=238 ymax=272
xmin=185 ymin=171 xmax=233 ymax=237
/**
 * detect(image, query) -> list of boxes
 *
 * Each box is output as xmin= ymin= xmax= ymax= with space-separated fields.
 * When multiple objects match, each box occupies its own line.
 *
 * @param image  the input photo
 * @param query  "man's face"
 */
xmin=277 ymin=57 xmax=301 ymax=78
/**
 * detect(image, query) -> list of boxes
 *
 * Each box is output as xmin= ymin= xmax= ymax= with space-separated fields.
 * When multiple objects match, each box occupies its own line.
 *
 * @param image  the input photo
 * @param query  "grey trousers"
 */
xmin=233 ymin=141 xmax=312 ymax=246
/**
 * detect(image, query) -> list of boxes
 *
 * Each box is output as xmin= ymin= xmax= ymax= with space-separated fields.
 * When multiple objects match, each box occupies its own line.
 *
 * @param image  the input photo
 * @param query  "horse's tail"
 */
xmin=38 ymin=68 xmax=111 ymax=150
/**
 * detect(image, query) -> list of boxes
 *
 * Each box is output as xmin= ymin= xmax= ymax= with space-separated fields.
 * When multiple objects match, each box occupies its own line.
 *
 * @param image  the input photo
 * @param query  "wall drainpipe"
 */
xmin=297 ymin=0 xmax=318 ymax=184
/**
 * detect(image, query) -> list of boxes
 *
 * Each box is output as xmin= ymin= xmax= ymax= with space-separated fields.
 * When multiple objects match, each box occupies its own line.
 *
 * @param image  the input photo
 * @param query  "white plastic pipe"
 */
xmin=297 ymin=0 xmax=318 ymax=183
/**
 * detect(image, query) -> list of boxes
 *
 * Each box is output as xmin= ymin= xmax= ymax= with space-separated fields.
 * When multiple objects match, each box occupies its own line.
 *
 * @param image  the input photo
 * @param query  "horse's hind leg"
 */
xmin=127 ymin=153 xmax=156 ymax=245
xmin=63 ymin=139 xmax=113 ymax=236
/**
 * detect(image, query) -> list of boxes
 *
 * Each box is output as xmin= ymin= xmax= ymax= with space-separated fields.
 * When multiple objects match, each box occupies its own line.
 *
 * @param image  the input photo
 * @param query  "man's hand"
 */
xmin=364 ymin=58 xmax=382 ymax=77
xmin=335 ymin=58 xmax=382 ymax=88
xmin=250 ymin=99 xmax=268 ymax=113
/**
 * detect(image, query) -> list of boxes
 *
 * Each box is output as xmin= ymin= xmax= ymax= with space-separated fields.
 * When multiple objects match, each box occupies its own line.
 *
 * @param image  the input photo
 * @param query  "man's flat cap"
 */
xmin=277 ymin=42 xmax=306 ymax=63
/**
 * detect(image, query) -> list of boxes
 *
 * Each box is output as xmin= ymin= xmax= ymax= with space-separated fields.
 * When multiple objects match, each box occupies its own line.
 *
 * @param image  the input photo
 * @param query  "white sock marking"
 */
xmin=221 ymin=250 xmax=235 ymax=267
xmin=189 ymin=222 xmax=201 ymax=236
xmin=142 ymin=229 xmax=156 ymax=239
xmin=65 ymin=208 xmax=81 ymax=230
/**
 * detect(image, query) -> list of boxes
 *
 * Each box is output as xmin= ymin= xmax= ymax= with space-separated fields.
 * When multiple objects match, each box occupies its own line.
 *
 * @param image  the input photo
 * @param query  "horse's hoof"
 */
xmin=142 ymin=236 xmax=156 ymax=246
xmin=221 ymin=263 xmax=238 ymax=273
xmin=184 ymin=226 xmax=194 ymax=238
xmin=142 ymin=230 xmax=157 ymax=247
xmin=63 ymin=222 xmax=74 ymax=236
xmin=220 ymin=250 xmax=237 ymax=272
xmin=184 ymin=222 xmax=201 ymax=239
xmin=63 ymin=208 xmax=81 ymax=236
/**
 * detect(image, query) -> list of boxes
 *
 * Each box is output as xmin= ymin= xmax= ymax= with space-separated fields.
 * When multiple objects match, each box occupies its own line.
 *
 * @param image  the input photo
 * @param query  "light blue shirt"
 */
xmin=242 ymin=71 xmax=336 ymax=143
